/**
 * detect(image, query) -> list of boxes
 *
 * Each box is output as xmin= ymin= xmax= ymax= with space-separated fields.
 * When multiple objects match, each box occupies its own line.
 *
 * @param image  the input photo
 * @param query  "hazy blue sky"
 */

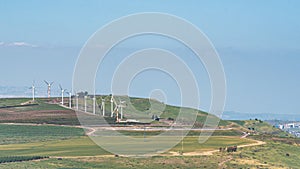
xmin=0 ymin=1 xmax=299 ymax=115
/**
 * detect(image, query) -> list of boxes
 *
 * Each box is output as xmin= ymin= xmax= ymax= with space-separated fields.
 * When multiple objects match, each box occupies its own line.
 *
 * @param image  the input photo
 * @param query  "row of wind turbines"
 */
xmin=30 ymin=80 xmax=72 ymax=107
xmin=29 ymin=80 xmax=126 ymax=122
xmin=30 ymin=81 xmax=69 ymax=101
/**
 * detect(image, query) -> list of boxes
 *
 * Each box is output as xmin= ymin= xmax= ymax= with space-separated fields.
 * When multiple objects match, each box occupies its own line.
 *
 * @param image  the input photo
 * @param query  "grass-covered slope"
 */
xmin=0 ymin=97 xmax=230 ymax=127
xmin=0 ymin=98 xmax=32 ymax=107
xmin=225 ymin=139 xmax=300 ymax=168
xmin=230 ymin=119 xmax=292 ymax=137
xmin=97 ymin=95 xmax=230 ymax=127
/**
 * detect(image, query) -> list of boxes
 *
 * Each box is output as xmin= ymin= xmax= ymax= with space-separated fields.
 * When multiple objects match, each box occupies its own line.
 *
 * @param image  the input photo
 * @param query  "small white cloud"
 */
xmin=0 ymin=42 xmax=4 ymax=46
xmin=6 ymin=42 xmax=38 ymax=48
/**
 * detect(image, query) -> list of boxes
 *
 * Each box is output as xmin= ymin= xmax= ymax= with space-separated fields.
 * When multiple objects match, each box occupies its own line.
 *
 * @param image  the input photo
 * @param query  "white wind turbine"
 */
xmin=101 ymin=97 xmax=105 ymax=116
xmin=59 ymin=84 xmax=67 ymax=105
xmin=29 ymin=81 xmax=36 ymax=102
xmin=111 ymin=96 xmax=126 ymax=122
xmin=110 ymin=95 xmax=114 ymax=117
xmin=44 ymin=80 xmax=54 ymax=98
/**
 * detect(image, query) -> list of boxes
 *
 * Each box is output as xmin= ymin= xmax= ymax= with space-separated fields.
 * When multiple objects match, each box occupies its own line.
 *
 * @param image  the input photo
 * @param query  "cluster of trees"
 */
xmin=77 ymin=91 xmax=89 ymax=97
xmin=250 ymin=118 xmax=263 ymax=123
xmin=219 ymin=145 xmax=238 ymax=153
xmin=248 ymin=127 xmax=255 ymax=130
xmin=0 ymin=156 xmax=48 ymax=164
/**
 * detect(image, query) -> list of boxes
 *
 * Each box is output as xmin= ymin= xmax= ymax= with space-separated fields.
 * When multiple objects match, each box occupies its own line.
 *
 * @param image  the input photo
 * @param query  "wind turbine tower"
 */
xmin=29 ymin=81 xmax=35 ymax=102
xmin=84 ymin=95 xmax=87 ymax=112
xmin=44 ymin=80 xmax=54 ymax=98
xmin=101 ymin=98 xmax=105 ymax=116
xmin=119 ymin=100 xmax=126 ymax=120
xmin=110 ymin=95 xmax=114 ymax=117
xmin=93 ymin=95 xmax=96 ymax=115
xmin=59 ymin=84 xmax=67 ymax=105
xmin=66 ymin=91 xmax=72 ymax=108
xmin=76 ymin=93 xmax=79 ymax=110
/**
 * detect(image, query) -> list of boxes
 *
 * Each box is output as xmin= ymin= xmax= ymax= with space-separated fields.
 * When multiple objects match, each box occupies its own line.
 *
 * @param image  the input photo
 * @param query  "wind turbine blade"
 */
xmin=50 ymin=82 xmax=54 ymax=86
xmin=44 ymin=80 xmax=49 ymax=85
xmin=59 ymin=84 xmax=62 ymax=90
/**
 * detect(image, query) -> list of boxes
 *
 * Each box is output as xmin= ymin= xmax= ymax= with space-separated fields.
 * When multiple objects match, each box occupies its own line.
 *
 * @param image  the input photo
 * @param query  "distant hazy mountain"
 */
xmin=222 ymin=111 xmax=300 ymax=121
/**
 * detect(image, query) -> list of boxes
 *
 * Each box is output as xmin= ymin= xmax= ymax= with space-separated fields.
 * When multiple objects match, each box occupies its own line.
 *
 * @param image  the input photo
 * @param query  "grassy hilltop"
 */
xmin=0 ymin=96 xmax=231 ymax=127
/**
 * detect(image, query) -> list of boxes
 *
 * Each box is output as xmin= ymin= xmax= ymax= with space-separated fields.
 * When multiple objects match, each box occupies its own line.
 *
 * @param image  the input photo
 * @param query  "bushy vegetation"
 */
xmin=225 ymin=140 xmax=300 ymax=168
xmin=0 ymin=156 xmax=48 ymax=164
xmin=0 ymin=156 xmax=222 ymax=169
xmin=243 ymin=120 xmax=291 ymax=137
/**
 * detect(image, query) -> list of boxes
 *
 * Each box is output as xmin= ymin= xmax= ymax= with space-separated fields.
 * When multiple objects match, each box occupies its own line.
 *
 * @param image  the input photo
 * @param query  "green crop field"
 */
xmin=1 ymin=140 xmax=300 ymax=169
xmin=0 ymin=98 xmax=31 ymax=107
xmin=0 ymin=137 xmax=109 ymax=157
xmin=170 ymin=136 xmax=254 ymax=153
xmin=0 ymin=124 xmax=254 ymax=157
xmin=118 ymin=129 xmax=243 ymax=137
xmin=12 ymin=100 xmax=68 ymax=112
xmin=0 ymin=124 xmax=84 ymax=145
xmin=0 ymin=134 xmax=254 ymax=157
xmin=0 ymin=98 xmax=67 ymax=111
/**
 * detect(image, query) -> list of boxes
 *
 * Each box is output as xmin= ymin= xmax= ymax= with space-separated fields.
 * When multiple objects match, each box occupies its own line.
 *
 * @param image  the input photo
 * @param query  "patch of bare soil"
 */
xmin=0 ymin=108 xmax=79 ymax=125
xmin=0 ymin=110 xmax=76 ymax=120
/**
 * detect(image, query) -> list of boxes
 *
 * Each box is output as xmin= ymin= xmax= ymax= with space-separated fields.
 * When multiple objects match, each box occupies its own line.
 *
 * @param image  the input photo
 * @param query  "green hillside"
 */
xmin=95 ymin=95 xmax=230 ymax=127
xmin=0 ymin=96 xmax=231 ymax=127
xmin=230 ymin=119 xmax=292 ymax=137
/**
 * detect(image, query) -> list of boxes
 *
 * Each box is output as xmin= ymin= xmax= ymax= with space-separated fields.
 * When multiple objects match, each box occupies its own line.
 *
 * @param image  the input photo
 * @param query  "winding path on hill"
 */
xmin=159 ymin=137 xmax=265 ymax=157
